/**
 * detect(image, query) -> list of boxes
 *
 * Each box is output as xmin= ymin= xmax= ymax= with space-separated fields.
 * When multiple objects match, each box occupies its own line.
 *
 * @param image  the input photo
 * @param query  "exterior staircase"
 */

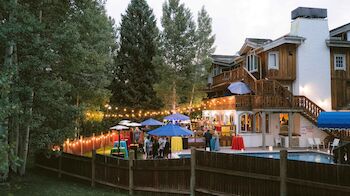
xmin=211 ymin=66 xmax=325 ymax=126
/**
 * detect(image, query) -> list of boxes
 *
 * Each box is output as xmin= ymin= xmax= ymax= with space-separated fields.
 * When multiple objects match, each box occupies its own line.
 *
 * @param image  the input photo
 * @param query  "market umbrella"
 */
xmin=110 ymin=124 xmax=129 ymax=154
xmin=141 ymin=118 xmax=163 ymax=126
xmin=148 ymin=124 xmax=193 ymax=158
xmin=164 ymin=113 xmax=190 ymax=121
xmin=227 ymin=81 xmax=252 ymax=94
xmin=126 ymin=122 xmax=142 ymax=127
xmin=119 ymin=120 xmax=131 ymax=125
xmin=148 ymin=124 xmax=193 ymax=136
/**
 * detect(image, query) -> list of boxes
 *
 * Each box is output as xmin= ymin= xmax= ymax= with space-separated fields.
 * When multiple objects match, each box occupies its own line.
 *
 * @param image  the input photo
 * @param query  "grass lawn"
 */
xmin=2 ymin=169 xmax=127 ymax=196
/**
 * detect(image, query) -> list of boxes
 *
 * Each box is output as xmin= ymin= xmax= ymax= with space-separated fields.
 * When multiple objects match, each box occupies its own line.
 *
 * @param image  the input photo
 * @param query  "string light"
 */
xmin=101 ymin=96 xmax=236 ymax=118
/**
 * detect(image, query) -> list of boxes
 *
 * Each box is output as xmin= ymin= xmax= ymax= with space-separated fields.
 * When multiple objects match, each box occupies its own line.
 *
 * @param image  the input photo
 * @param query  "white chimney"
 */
xmin=290 ymin=7 xmax=332 ymax=111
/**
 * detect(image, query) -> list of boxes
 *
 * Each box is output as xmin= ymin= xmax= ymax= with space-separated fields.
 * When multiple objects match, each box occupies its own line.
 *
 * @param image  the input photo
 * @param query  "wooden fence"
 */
xmin=36 ymin=149 xmax=350 ymax=196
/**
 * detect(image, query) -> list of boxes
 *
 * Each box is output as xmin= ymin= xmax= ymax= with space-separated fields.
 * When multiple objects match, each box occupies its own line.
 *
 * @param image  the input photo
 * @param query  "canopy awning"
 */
xmin=148 ymin=124 xmax=193 ymax=136
xmin=164 ymin=113 xmax=190 ymax=121
xmin=317 ymin=112 xmax=350 ymax=129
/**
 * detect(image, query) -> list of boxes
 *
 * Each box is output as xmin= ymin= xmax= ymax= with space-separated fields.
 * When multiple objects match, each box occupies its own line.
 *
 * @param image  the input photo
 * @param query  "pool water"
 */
xmin=242 ymin=152 xmax=334 ymax=164
xmin=178 ymin=152 xmax=334 ymax=164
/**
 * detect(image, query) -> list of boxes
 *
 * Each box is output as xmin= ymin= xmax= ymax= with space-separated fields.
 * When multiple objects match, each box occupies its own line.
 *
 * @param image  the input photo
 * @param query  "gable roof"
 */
xmin=238 ymin=38 xmax=272 ymax=55
xmin=330 ymin=22 xmax=350 ymax=37
xmin=211 ymin=55 xmax=237 ymax=67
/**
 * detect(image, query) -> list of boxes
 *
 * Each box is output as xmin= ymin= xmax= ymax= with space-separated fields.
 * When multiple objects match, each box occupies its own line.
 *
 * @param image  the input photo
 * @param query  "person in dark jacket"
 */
xmin=152 ymin=137 xmax=159 ymax=159
xmin=204 ymin=129 xmax=212 ymax=151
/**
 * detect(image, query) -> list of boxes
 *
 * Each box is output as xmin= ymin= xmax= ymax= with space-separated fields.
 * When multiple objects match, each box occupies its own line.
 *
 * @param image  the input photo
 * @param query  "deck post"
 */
xmin=288 ymin=112 xmax=293 ymax=148
xmin=80 ymin=135 xmax=83 ymax=156
xmin=261 ymin=112 xmax=266 ymax=149
xmin=280 ymin=149 xmax=287 ymax=196
xmin=58 ymin=153 xmax=62 ymax=178
xmin=190 ymin=147 xmax=196 ymax=196
xmin=129 ymin=150 xmax=135 ymax=195
xmin=91 ymin=149 xmax=96 ymax=187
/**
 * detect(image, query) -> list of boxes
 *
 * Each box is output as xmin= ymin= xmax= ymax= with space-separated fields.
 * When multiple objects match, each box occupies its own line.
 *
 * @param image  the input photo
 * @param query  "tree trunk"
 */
xmin=75 ymin=94 xmax=80 ymax=137
xmin=19 ymin=89 xmax=34 ymax=176
xmin=0 ymin=2 xmax=16 ymax=179
xmin=172 ymin=80 xmax=176 ymax=113
xmin=188 ymin=83 xmax=195 ymax=115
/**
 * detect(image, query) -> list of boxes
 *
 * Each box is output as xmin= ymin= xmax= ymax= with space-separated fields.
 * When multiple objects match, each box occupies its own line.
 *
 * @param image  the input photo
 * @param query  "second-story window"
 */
xmin=246 ymin=54 xmax=259 ymax=72
xmin=334 ymin=54 xmax=346 ymax=71
xmin=268 ymin=52 xmax=279 ymax=70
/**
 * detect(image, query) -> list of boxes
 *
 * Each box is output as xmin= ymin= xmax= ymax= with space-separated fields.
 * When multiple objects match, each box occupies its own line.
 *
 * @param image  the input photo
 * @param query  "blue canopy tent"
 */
xmin=164 ymin=113 xmax=190 ymax=121
xmin=140 ymin=118 xmax=163 ymax=126
xmin=148 ymin=124 xmax=193 ymax=158
xmin=148 ymin=124 xmax=193 ymax=136
xmin=317 ymin=112 xmax=350 ymax=129
xmin=227 ymin=81 xmax=252 ymax=95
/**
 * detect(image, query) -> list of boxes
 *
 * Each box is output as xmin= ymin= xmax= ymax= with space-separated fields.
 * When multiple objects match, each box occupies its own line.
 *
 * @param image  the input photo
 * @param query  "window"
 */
xmin=334 ymin=54 xmax=346 ymax=70
xmin=268 ymin=52 xmax=279 ymax=70
xmin=246 ymin=54 xmax=259 ymax=72
xmin=239 ymin=113 xmax=253 ymax=133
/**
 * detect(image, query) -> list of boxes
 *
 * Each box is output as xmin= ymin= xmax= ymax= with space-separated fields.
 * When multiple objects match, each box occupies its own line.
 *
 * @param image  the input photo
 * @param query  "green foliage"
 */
xmin=109 ymin=0 xmax=162 ymax=110
xmin=158 ymin=0 xmax=197 ymax=107
xmin=0 ymin=0 xmax=116 ymax=176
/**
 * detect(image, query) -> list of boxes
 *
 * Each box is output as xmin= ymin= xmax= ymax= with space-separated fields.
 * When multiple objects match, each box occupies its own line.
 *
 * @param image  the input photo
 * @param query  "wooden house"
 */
xmin=204 ymin=7 xmax=350 ymax=148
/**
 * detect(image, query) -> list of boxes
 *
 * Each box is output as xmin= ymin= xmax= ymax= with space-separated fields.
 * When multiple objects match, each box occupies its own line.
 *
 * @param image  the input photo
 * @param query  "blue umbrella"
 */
xmin=148 ymin=124 xmax=193 ymax=136
xmin=227 ymin=81 xmax=252 ymax=94
xmin=141 ymin=118 xmax=163 ymax=126
xmin=164 ymin=113 xmax=190 ymax=121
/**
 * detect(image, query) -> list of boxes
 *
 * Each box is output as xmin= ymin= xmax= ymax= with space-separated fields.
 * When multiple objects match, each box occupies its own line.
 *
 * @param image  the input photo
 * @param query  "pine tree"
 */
xmin=159 ymin=0 xmax=196 ymax=111
xmin=109 ymin=0 xmax=162 ymax=110
xmin=189 ymin=6 xmax=216 ymax=111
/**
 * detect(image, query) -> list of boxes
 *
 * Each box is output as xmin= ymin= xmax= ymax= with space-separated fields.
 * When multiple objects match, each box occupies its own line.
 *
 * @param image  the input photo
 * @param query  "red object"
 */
xmin=215 ymin=126 xmax=222 ymax=132
xmin=231 ymin=136 xmax=245 ymax=150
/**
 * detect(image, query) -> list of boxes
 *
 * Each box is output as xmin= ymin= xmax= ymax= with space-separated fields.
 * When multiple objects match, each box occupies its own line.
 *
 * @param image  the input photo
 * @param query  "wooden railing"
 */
xmin=293 ymin=96 xmax=324 ymax=119
xmin=36 ymin=149 xmax=350 ymax=195
xmin=210 ymin=65 xmax=325 ymax=124
xmin=211 ymin=66 xmax=256 ymax=91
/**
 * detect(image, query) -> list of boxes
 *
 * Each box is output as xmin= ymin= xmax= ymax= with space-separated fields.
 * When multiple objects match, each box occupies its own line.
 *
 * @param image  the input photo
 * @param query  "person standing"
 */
xmin=152 ymin=137 xmax=159 ymax=159
xmin=158 ymin=137 xmax=166 ymax=158
xmin=204 ymin=129 xmax=212 ymax=151
xmin=213 ymin=131 xmax=220 ymax=151
xmin=145 ymin=136 xmax=152 ymax=159
xmin=164 ymin=138 xmax=170 ymax=159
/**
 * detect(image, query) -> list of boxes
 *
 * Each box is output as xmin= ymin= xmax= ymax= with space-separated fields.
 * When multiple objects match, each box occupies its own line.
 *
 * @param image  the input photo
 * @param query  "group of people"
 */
xmin=144 ymin=136 xmax=170 ymax=159
xmin=204 ymin=129 xmax=220 ymax=151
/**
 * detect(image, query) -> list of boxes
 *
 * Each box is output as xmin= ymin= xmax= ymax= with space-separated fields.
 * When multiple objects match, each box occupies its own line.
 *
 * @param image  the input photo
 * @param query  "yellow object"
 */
xmin=171 ymin=137 xmax=183 ymax=152
xmin=222 ymin=126 xmax=230 ymax=136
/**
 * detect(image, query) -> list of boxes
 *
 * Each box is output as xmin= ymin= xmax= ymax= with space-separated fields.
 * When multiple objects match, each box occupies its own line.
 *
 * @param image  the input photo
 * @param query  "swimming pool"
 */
xmin=241 ymin=152 xmax=334 ymax=164
xmin=178 ymin=152 xmax=334 ymax=164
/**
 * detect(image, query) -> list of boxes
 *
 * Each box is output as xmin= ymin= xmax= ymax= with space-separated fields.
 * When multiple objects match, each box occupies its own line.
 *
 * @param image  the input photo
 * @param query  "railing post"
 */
xmin=80 ymin=135 xmax=83 ymax=156
xmin=280 ymin=149 xmax=287 ymax=196
xmin=91 ymin=149 xmax=96 ymax=187
xmin=190 ymin=147 xmax=196 ymax=196
xmin=58 ymin=153 xmax=62 ymax=178
xmin=129 ymin=150 xmax=135 ymax=195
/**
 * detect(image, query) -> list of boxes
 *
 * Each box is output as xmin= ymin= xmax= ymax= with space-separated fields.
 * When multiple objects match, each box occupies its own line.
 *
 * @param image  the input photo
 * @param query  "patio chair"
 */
xmin=329 ymin=138 xmax=340 ymax=153
xmin=274 ymin=137 xmax=282 ymax=147
xmin=307 ymin=138 xmax=316 ymax=149
xmin=314 ymin=138 xmax=324 ymax=150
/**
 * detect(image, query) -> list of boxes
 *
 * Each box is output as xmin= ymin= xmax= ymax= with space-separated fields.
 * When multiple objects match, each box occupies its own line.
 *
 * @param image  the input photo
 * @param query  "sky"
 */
xmin=106 ymin=0 xmax=350 ymax=55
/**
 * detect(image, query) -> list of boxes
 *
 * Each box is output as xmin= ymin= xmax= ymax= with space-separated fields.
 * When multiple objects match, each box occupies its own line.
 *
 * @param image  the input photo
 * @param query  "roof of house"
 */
xmin=330 ymin=22 xmax=350 ymax=37
xmin=211 ymin=55 xmax=237 ymax=67
xmin=246 ymin=38 xmax=272 ymax=46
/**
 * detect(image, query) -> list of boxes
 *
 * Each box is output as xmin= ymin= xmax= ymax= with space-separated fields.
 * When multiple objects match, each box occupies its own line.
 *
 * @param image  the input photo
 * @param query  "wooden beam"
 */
xmin=195 ymin=166 xmax=280 ymax=181
xmin=190 ymin=148 xmax=196 ymax=196
xmin=280 ymin=149 xmax=287 ymax=196
xmin=129 ymin=150 xmax=135 ymax=195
